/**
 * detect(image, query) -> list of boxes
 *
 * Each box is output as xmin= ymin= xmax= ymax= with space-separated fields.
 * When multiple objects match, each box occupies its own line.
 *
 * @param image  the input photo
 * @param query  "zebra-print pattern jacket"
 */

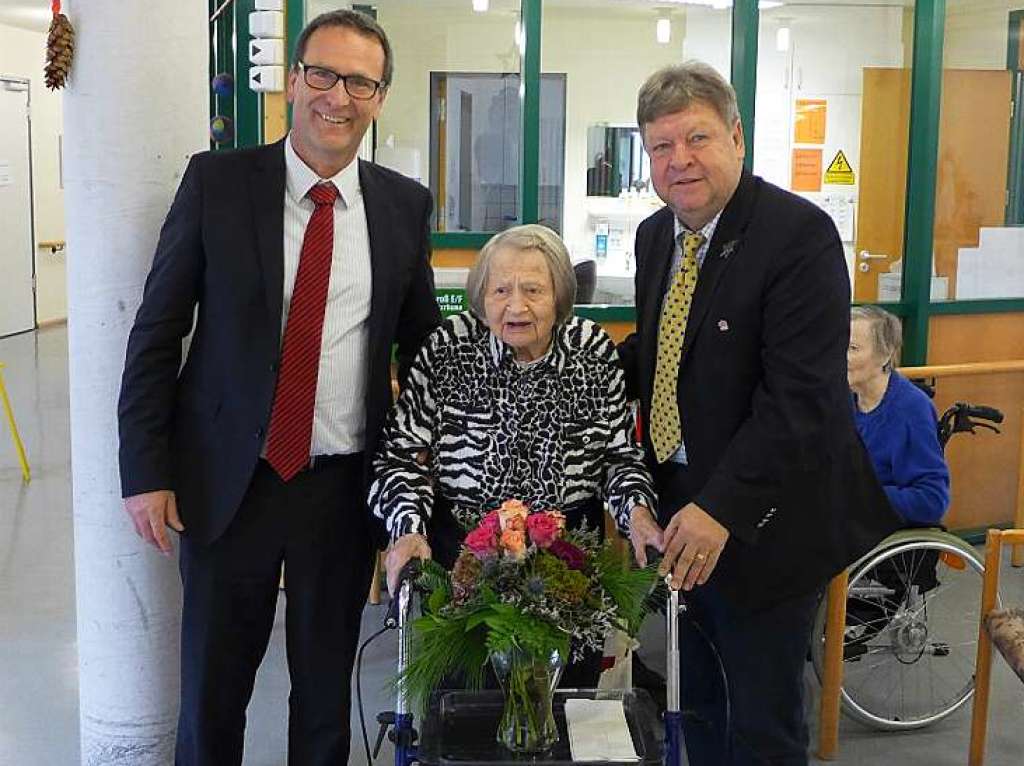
xmin=369 ymin=311 xmax=656 ymax=542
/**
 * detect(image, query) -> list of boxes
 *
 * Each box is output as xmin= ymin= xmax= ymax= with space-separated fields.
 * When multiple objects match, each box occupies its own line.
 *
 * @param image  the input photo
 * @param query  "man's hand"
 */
xmin=629 ymin=505 xmax=664 ymax=567
xmin=385 ymin=533 xmax=432 ymax=595
xmin=660 ymin=502 xmax=729 ymax=591
xmin=123 ymin=490 xmax=184 ymax=555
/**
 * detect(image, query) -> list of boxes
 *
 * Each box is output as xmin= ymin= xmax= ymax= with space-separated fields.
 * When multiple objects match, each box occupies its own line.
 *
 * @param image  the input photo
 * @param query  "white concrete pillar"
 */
xmin=63 ymin=2 xmax=207 ymax=762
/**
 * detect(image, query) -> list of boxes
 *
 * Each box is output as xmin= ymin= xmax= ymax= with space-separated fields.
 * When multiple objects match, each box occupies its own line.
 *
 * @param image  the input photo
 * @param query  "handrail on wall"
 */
xmin=899 ymin=360 xmax=1024 ymax=378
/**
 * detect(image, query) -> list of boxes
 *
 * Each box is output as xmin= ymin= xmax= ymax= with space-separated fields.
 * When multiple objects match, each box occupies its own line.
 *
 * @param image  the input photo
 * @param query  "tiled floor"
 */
xmin=1 ymin=325 xmax=1021 ymax=765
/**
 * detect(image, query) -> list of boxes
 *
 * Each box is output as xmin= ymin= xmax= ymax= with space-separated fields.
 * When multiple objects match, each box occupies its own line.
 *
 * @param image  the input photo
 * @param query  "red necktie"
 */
xmin=265 ymin=182 xmax=339 ymax=481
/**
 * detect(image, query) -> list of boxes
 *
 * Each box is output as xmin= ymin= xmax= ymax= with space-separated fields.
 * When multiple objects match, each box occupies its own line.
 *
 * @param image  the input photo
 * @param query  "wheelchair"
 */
xmin=809 ymin=398 xmax=1004 ymax=730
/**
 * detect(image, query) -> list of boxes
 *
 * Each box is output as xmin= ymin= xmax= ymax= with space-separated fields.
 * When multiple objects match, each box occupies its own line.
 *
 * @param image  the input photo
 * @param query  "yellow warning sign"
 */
xmin=824 ymin=150 xmax=855 ymax=185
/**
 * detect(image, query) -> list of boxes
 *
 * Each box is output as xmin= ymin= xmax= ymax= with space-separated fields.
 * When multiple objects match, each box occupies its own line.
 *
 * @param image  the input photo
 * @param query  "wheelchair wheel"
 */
xmin=811 ymin=529 xmax=987 ymax=731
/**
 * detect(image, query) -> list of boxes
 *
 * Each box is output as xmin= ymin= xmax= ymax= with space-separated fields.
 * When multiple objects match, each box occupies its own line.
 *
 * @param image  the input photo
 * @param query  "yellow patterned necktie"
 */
xmin=650 ymin=231 xmax=704 ymax=463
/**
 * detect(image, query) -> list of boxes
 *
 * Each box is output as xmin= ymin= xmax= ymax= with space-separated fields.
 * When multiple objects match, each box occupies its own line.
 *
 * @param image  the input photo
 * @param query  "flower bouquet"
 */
xmin=399 ymin=500 xmax=658 ymax=753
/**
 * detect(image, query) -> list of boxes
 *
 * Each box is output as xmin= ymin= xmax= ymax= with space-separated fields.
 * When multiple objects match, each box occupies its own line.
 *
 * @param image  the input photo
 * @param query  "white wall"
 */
xmin=373 ymin=2 xmax=731 ymax=269
xmin=945 ymin=0 xmax=1024 ymax=69
xmin=0 ymin=22 xmax=66 ymax=325
xmin=544 ymin=7 xmax=734 ymax=265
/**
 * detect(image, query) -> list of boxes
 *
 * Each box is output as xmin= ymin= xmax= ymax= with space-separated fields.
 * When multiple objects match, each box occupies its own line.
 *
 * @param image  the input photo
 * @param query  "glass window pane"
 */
xmin=305 ymin=0 xmax=523 ymax=232
xmin=933 ymin=2 xmax=1023 ymax=301
xmin=543 ymin=1 xmax=731 ymax=306
xmin=754 ymin=1 xmax=915 ymax=304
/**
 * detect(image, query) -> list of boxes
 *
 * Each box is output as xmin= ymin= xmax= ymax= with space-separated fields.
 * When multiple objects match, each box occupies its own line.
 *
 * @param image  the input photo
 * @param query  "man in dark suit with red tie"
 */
xmin=117 ymin=10 xmax=441 ymax=765
xmin=620 ymin=62 xmax=900 ymax=765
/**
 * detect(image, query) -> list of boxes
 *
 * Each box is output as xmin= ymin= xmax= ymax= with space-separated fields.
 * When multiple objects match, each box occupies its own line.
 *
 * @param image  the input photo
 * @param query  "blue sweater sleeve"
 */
xmin=883 ymin=396 xmax=950 ymax=525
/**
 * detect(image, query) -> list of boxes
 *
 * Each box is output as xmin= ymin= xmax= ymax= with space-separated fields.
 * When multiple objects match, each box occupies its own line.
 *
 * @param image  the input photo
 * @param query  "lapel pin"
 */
xmin=719 ymin=239 xmax=739 ymax=259
xmin=718 ymin=319 xmax=729 ymax=332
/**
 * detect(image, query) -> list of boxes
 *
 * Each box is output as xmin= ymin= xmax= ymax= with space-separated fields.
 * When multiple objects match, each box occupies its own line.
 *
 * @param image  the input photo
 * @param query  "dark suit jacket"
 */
xmin=619 ymin=170 xmax=900 ymax=609
xmin=117 ymin=139 xmax=442 ymax=545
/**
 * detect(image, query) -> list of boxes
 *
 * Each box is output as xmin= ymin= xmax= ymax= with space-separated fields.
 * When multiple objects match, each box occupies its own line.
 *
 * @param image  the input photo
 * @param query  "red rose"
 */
xmin=527 ymin=512 xmax=562 ymax=548
xmin=479 ymin=510 xmax=501 ymax=534
xmin=464 ymin=526 xmax=498 ymax=558
xmin=548 ymin=539 xmax=586 ymax=570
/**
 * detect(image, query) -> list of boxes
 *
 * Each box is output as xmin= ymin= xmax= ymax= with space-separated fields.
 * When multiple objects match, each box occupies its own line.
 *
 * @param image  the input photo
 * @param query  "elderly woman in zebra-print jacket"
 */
xmin=369 ymin=224 xmax=663 ymax=604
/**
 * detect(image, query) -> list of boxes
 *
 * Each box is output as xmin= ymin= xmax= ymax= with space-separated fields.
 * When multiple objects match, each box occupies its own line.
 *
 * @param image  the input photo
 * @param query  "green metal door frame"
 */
xmin=1007 ymin=11 xmax=1024 ymax=226
xmin=731 ymin=0 xmax=758 ymax=171
xmin=519 ymin=0 xmax=542 ymax=226
xmin=900 ymin=0 xmax=945 ymax=365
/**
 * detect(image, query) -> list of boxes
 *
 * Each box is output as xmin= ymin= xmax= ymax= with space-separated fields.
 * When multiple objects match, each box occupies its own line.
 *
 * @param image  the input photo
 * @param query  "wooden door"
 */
xmin=854 ymin=69 xmax=911 ymax=302
xmin=854 ymin=68 xmax=1012 ymax=302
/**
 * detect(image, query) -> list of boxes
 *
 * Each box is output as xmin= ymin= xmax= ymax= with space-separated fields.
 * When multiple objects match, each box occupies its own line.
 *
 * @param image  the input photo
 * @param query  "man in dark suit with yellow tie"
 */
xmin=117 ymin=10 xmax=441 ymax=765
xmin=620 ymin=62 xmax=900 ymax=765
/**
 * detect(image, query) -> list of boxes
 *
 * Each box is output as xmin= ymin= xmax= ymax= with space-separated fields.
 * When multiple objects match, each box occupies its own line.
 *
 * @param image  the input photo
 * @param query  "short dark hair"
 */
xmin=292 ymin=9 xmax=394 ymax=88
xmin=637 ymin=61 xmax=739 ymax=136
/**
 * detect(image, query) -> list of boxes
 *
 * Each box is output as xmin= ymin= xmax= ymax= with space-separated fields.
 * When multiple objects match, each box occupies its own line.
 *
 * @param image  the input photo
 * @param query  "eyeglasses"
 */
xmin=298 ymin=62 xmax=384 ymax=100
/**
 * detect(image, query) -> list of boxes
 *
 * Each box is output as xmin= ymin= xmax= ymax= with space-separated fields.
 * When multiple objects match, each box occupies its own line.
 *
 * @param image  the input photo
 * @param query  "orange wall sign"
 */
xmin=795 ymin=99 xmax=827 ymax=145
xmin=792 ymin=148 xmax=823 ymax=192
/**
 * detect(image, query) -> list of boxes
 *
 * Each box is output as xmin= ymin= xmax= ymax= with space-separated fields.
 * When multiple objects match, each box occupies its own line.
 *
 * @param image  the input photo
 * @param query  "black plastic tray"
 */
xmin=417 ymin=688 xmax=663 ymax=765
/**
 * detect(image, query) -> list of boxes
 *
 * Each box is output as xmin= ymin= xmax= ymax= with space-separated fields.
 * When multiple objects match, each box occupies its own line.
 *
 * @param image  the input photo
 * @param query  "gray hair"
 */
xmin=637 ymin=61 xmax=740 ymax=136
xmin=292 ymin=9 xmax=394 ymax=87
xmin=466 ymin=225 xmax=577 ymax=325
xmin=851 ymin=305 xmax=903 ymax=371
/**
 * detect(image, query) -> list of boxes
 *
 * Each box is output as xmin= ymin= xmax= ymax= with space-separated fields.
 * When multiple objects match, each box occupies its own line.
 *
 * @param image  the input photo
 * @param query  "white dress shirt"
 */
xmin=282 ymin=134 xmax=373 ymax=455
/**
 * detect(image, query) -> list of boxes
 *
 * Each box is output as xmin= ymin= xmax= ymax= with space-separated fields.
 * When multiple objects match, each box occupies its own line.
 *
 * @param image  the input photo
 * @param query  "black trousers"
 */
xmin=654 ymin=461 xmax=821 ymax=766
xmin=176 ymin=456 xmax=374 ymax=766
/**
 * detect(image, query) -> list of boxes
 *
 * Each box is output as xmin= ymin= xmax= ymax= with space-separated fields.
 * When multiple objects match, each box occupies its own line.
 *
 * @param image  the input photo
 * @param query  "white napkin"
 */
xmin=564 ymin=698 xmax=639 ymax=762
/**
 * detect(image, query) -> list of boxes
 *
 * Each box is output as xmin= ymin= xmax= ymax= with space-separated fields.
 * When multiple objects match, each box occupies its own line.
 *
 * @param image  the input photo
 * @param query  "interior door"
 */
xmin=0 ymin=78 xmax=36 ymax=336
xmin=853 ymin=68 xmax=911 ymax=302
xmin=855 ymin=68 xmax=1012 ymax=302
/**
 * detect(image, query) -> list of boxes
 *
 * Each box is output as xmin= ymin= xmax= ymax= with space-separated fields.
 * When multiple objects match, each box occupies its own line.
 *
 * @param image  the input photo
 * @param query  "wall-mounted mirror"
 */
xmin=586 ymin=124 xmax=650 ymax=197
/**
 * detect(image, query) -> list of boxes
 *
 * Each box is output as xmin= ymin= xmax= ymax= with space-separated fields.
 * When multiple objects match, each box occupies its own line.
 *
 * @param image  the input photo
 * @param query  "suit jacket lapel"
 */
xmin=680 ymin=171 xmax=758 ymax=360
xmin=359 ymin=160 xmax=395 ymax=346
xmin=249 ymin=139 xmax=287 ymax=324
xmin=642 ymin=208 xmax=677 ymax=346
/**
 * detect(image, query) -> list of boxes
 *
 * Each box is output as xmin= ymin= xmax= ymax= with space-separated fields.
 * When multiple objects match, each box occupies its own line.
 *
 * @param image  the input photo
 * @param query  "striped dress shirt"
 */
xmin=282 ymin=135 xmax=373 ymax=456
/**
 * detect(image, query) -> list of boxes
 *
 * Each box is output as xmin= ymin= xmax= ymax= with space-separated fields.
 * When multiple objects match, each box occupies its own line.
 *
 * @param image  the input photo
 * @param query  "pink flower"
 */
xmin=464 ymin=526 xmax=498 ymax=558
xmin=498 ymin=499 xmax=529 ymax=531
xmin=499 ymin=529 xmax=527 ymax=559
xmin=527 ymin=512 xmax=563 ymax=548
xmin=479 ymin=510 xmax=501 ymax=534
xmin=548 ymin=539 xmax=586 ymax=570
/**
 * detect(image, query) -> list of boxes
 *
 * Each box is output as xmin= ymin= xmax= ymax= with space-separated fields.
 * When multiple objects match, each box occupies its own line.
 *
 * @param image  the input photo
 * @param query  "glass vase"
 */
xmin=489 ymin=646 xmax=563 ymax=753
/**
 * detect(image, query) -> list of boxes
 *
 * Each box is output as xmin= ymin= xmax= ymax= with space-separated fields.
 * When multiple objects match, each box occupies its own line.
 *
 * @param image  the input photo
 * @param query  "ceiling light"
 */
xmin=656 ymin=18 xmax=671 ymax=44
xmin=776 ymin=25 xmax=790 ymax=51
xmin=472 ymin=0 xmax=488 ymax=12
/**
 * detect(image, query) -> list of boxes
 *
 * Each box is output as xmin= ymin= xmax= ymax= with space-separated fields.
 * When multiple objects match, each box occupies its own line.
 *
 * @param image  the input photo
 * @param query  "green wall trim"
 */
xmin=900 ymin=0 xmax=945 ymax=365
xmin=234 ymin=0 xmax=261 ymax=148
xmin=927 ymin=299 xmax=1024 ymax=315
xmin=853 ymin=301 xmax=910 ymax=316
xmin=519 ymin=0 xmax=542 ymax=225
xmin=731 ymin=0 xmax=758 ymax=171
xmin=431 ymin=232 xmax=496 ymax=249
xmin=573 ymin=305 xmax=637 ymax=323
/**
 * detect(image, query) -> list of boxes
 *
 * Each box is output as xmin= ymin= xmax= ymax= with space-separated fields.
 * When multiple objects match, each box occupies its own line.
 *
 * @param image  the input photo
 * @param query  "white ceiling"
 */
xmin=0 ymin=0 xmax=50 ymax=32
xmin=0 ymin=0 xmax=931 ymax=35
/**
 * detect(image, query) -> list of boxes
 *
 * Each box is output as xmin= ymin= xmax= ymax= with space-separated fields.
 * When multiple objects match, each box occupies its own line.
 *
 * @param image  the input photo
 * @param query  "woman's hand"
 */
xmin=628 ymin=505 xmax=664 ymax=567
xmin=385 ymin=533 xmax=432 ymax=595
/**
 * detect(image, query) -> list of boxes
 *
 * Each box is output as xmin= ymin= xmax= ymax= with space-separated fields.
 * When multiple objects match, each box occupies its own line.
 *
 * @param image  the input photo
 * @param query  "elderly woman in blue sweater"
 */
xmin=847 ymin=306 xmax=950 ymax=525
